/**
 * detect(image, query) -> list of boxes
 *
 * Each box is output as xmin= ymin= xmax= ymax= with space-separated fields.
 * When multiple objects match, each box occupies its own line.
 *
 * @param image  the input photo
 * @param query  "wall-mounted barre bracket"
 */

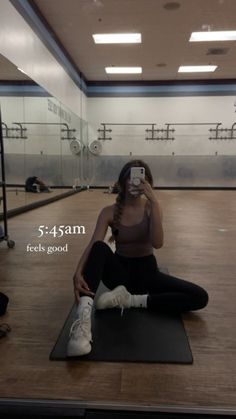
xmin=98 ymin=123 xmax=112 ymax=140
xmin=230 ymin=122 xmax=236 ymax=139
xmin=60 ymin=123 xmax=77 ymax=140
xmin=12 ymin=122 xmax=77 ymax=140
xmin=1 ymin=122 xmax=9 ymax=138
xmin=12 ymin=123 xmax=28 ymax=139
xmin=209 ymin=123 xmax=223 ymax=140
xmin=145 ymin=124 xmax=175 ymax=141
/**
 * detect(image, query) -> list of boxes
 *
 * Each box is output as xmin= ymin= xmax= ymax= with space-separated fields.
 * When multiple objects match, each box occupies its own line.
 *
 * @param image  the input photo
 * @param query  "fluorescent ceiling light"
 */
xmin=93 ymin=33 xmax=141 ymax=44
xmin=105 ymin=67 xmax=142 ymax=74
xmin=178 ymin=65 xmax=217 ymax=73
xmin=17 ymin=67 xmax=28 ymax=75
xmin=190 ymin=31 xmax=236 ymax=42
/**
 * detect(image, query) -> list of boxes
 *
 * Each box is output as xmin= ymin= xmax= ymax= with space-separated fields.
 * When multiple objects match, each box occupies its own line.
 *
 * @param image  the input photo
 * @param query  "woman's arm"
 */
xmin=73 ymin=206 xmax=112 ymax=302
xmin=149 ymin=198 xmax=164 ymax=249
xmin=139 ymin=180 xmax=164 ymax=249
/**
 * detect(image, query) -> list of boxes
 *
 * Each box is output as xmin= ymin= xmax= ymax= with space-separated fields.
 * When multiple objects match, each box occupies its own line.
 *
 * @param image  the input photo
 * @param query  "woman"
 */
xmin=67 ymin=160 xmax=208 ymax=357
xmin=25 ymin=176 xmax=51 ymax=193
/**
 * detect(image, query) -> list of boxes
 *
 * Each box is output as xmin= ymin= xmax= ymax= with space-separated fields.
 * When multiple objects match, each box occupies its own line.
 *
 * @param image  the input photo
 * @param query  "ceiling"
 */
xmin=1 ymin=0 xmax=236 ymax=83
xmin=0 ymin=54 xmax=31 ymax=81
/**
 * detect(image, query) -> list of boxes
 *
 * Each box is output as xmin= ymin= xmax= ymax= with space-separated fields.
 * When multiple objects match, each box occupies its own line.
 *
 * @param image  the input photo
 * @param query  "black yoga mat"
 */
xmin=50 ymin=272 xmax=193 ymax=364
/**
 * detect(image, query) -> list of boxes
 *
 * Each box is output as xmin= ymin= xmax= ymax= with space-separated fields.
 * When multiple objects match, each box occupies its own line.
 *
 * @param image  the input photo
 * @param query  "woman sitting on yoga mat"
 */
xmin=67 ymin=160 xmax=209 ymax=357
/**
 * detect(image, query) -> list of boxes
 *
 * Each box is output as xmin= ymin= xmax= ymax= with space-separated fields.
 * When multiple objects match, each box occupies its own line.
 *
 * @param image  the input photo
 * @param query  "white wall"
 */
xmin=1 ymin=96 xmax=85 ymax=156
xmin=0 ymin=0 xmax=86 ymax=119
xmin=88 ymin=96 xmax=236 ymax=156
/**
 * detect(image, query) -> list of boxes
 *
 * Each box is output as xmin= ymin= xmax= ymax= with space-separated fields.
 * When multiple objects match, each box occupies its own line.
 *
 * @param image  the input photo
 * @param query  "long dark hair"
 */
xmin=109 ymin=159 xmax=153 ymax=243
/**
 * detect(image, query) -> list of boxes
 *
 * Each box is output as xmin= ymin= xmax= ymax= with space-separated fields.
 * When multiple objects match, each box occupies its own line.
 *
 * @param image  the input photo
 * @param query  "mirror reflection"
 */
xmin=0 ymin=83 xmax=88 ymax=215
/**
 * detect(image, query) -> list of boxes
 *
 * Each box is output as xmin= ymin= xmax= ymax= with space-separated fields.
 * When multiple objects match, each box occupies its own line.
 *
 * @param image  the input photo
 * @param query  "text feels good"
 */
xmin=37 ymin=225 xmax=86 ymax=238
xmin=26 ymin=243 xmax=69 ymax=254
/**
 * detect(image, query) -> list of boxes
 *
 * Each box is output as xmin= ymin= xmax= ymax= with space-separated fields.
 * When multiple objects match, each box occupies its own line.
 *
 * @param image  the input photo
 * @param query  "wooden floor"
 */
xmin=1 ymin=187 xmax=70 ymax=212
xmin=0 ymin=189 xmax=236 ymax=414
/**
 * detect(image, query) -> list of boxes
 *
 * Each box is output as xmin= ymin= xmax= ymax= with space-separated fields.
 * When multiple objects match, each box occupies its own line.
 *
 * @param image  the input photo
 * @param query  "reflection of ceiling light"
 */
xmin=163 ymin=2 xmax=180 ymax=10
xmin=178 ymin=65 xmax=217 ymax=73
xmin=105 ymin=67 xmax=142 ymax=74
xmin=190 ymin=31 xmax=236 ymax=41
xmin=207 ymin=48 xmax=229 ymax=55
xmin=93 ymin=33 xmax=142 ymax=44
xmin=92 ymin=0 xmax=104 ymax=7
xmin=17 ymin=67 xmax=28 ymax=75
xmin=156 ymin=63 xmax=167 ymax=67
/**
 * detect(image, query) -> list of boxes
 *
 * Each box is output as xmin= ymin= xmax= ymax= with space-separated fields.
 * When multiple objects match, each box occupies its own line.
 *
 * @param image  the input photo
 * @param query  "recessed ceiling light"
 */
xmin=190 ymin=31 xmax=236 ymax=42
xmin=105 ymin=67 xmax=142 ymax=74
xmin=178 ymin=65 xmax=217 ymax=72
xmin=163 ymin=2 xmax=180 ymax=10
xmin=207 ymin=47 xmax=229 ymax=55
xmin=93 ymin=33 xmax=142 ymax=44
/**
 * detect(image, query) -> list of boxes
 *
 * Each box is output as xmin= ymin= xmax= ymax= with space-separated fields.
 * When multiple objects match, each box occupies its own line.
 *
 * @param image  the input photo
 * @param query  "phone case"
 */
xmin=130 ymin=167 xmax=145 ymax=186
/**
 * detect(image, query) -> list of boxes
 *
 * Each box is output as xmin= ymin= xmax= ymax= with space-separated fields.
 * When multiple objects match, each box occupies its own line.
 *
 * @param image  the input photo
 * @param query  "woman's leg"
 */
xmin=68 ymin=241 xmax=130 ymax=356
xmin=81 ymin=241 xmax=130 ymax=296
xmin=117 ymin=255 xmax=209 ymax=314
xmin=146 ymin=264 xmax=209 ymax=313
xmin=94 ymin=253 xmax=208 ymax=314
xmin=149 ymin=273 xmax=209 ymax=313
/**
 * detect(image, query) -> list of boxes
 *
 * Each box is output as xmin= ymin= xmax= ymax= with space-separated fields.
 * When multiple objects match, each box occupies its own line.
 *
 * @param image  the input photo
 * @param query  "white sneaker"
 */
xmin=96 ymin=285 xmax=131 ymax=311
xmin=67 ymin=306 xmax=92 ymax=357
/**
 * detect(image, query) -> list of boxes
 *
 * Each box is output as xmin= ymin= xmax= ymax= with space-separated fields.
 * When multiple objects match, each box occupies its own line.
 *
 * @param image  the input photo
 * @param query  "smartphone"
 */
xmin=130 ymin=167 xmax=145 ymax=186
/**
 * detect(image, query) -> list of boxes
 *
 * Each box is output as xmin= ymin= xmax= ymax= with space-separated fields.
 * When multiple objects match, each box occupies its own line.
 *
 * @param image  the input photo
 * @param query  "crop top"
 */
xmin=115 ymin=207 xmax=153 ymax=258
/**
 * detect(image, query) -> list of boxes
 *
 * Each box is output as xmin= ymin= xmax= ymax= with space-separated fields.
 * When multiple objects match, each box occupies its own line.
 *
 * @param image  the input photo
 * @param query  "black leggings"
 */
xmin=82 ymin=241 xmax=209 ymax=314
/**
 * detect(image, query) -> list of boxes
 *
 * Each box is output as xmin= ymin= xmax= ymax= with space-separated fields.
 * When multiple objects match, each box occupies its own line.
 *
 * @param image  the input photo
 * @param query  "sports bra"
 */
xmin=115 ymin=206 xmax=153 ymax=258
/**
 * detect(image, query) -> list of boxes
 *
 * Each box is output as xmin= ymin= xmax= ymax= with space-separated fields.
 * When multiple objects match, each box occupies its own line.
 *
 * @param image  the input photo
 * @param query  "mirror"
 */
xmin=0 ymin=55 xmax=88 ymax=215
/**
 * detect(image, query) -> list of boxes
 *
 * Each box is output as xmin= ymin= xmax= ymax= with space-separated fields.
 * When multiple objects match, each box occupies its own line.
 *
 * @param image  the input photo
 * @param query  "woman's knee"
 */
xmin=192 ymin=286 xmax=209 ymax=310
xmin=199 ymin=288 xmax=209 ymax=308
xmin=90 ymin=240 xmax=111 ymax=254
xmin=89 ymin=241 xmax=113 ymax=261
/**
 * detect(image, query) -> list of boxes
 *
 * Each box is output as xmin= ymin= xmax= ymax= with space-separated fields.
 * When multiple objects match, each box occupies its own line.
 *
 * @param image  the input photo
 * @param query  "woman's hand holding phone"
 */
xmin=137 ymin=179 xmax=157 ymax=203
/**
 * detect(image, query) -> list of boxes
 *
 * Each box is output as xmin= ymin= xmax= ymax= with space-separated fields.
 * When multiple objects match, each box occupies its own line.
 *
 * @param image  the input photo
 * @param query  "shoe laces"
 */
xmin=111 ymin=294 xmax=125 ymax=316
xmin=69 ymin=307 xmax=91 ymax=339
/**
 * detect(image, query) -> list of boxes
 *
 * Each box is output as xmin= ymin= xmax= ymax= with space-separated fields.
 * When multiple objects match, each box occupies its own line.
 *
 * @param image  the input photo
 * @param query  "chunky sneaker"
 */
xmin=67 ymin=306 xmax=92 ymax=357
xmin=96 ymin=285 xmax=131 ymax=312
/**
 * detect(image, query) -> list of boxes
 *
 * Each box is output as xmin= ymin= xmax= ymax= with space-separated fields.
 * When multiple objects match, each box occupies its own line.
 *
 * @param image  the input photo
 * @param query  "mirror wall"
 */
xmin=0 ymin=91 xmax=88 ymax=214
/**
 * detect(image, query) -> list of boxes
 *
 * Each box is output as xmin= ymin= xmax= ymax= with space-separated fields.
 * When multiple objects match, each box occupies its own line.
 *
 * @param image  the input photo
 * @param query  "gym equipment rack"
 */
xmin=0 ymin=107 xmax=15 ymax=248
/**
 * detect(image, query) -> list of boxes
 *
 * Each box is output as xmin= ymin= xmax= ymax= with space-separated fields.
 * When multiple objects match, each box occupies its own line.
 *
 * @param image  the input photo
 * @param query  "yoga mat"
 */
xmin=50 ymin=270 xmax=193 ymax=363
